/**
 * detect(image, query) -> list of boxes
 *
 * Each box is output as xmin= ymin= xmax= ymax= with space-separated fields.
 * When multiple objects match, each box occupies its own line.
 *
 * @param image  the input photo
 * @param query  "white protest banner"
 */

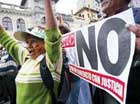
xmin=62 ymin=9 xmax=135 ymax=104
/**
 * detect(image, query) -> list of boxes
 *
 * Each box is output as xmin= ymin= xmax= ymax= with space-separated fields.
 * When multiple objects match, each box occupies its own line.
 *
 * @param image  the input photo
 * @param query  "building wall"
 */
xmin=0 ymin=0 xmax=65 ymax=36
xmin=77 ymin=0 xmax=100 ymax=11
xmin=21 ymin=0 xmax=56 ymax=26
xmin=0 ymin=0 xmax=98 ymax=35
xmin=0 ymin=2 xmax=32 ymax=36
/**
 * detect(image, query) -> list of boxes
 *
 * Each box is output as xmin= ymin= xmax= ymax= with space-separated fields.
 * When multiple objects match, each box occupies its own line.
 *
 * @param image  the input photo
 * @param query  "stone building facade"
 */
xmin=0 ymin=2 xmax=32 ymax=35
xmin=0 ymin=0 xmax=100 ymax=36
xmin=0 ymin=0 xmax=58 ymax=35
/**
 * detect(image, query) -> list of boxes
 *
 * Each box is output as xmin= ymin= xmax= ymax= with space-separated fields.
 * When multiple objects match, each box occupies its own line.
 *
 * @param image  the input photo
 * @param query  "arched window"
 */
xmin=41 ymin=16 xmax=46 ymax=24
xmin=17 ymin=18 xmax=26 ymax=31
xmin=2 ymin=17 xmax=13 ymax=31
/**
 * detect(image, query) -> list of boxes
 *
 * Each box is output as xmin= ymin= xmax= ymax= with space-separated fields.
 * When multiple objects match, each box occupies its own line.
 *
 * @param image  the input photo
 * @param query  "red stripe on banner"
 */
xmin=69 ymin=64 xmax=125 ymax=102
xmin=62 ymin=32 xmax=75 ymax=48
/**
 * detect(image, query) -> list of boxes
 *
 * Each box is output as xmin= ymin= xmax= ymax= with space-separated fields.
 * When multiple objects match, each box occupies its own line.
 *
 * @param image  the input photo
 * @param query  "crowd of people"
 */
xmin=0 ymin=0 xmax=140 ymax=104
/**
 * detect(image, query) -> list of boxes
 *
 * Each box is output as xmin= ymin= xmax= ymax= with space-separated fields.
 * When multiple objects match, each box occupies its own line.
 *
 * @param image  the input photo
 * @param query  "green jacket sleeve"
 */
xmin=0 ymin=31 xmax=27 ymax=65
xmin=45 ymin=28 xmax=61 ymax=64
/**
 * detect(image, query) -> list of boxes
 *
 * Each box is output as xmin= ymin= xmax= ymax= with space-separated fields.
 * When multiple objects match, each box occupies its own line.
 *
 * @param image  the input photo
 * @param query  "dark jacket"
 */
xmin=126 ymin=7 xmax=140 ymax=104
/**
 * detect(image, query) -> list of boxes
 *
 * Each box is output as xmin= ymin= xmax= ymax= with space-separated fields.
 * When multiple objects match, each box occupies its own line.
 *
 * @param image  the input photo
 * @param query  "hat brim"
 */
xmin=14 ymin=31 xmax=29 ymax=42
xmin=14 ymin=27 xmax=45 ymax=41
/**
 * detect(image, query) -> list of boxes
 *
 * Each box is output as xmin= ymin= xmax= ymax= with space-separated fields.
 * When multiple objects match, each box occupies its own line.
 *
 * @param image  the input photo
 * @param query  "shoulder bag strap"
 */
xmin=40 ymin=57 xmax=56 ymax=104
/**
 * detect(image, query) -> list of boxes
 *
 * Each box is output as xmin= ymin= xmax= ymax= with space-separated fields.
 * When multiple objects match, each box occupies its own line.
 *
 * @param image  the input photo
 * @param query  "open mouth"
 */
xmin=28 ymin=49 xmax=34 ymax=56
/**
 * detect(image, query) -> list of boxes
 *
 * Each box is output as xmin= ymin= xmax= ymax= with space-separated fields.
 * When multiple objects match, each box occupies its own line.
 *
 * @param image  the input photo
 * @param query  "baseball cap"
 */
xmin=14 ymin=26 xmax=45 ymax=41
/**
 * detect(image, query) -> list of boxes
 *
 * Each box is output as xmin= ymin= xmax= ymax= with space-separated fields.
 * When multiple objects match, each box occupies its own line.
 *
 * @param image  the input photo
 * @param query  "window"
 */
xmin=78 ymin=14 xmax=81 ymax=17
xmin=2 ymin=17 xmax=13 ymax=31
xmin=88 ymin=13 xmax=90 ymax=18
xmin=17 ymin=18 xmax=26 ymax=31
xmin=41 ymin=16 xmax=46 ymax=24
xmin=82 ymin=14 xmax=84 ymax=18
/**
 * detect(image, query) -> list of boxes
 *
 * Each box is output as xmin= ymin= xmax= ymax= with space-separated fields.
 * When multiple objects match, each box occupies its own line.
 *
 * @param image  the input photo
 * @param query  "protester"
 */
xmin=0 ymin=46 xmax=19 ymax=104
xmin=57 ymin=24 xmax=74 ymax=104
xmin=0 ymin=0 xmax=62 ymax=103
xmin=59 ymin=25 xmax=70 ymax=35
xmin=58 ymin=24 xmax=93 ymax=104
xmin=58 ymin=24 xmax=80 ymax=104
xmin=93 ymin=0 xmax=140 ymax=104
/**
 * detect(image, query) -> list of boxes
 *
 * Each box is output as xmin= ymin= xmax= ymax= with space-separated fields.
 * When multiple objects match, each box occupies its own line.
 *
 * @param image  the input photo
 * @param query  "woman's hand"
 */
xmin=126 ymin=24 xmax=140 ymax=52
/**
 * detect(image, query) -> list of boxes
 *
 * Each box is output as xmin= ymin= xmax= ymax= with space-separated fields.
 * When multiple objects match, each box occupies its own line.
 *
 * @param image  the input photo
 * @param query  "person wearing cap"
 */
xmin=0 ymin=0 xmax=62 ymax=104
xmin=93 ymin=0 xmax=140 ymax=104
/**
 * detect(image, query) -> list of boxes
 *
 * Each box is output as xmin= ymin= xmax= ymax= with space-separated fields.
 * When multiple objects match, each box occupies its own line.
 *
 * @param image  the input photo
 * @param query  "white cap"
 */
xmin=14 ymin=27 xmax=45 ymax=41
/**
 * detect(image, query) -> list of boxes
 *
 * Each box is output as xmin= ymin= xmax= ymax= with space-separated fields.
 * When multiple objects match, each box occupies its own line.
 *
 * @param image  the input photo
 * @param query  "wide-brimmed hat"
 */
xmin=14 ymin=27 xmax=45 ymax=41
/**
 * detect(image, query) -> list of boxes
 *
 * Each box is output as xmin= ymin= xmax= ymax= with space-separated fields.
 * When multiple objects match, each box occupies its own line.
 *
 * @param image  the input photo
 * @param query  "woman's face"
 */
xmin=101 ymin=0 xmax=124 ymax=16
xmin=25 ymin=35 xmax=45 ymax=59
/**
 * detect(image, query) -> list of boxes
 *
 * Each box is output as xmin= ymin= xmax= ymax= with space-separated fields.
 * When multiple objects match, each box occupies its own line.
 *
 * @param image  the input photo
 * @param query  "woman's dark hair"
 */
xmin=125 ymin=0 xmax=131 ymax=3
xmin=59 ymin=25 xmax=70 ymax=34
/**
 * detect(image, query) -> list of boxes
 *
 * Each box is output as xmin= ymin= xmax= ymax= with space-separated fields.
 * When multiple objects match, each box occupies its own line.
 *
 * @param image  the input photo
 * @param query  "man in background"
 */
xmin=0 ymin=46 xmax=19 ymax=104
xmin=93 ymin=0 xmax=140 ymax=104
